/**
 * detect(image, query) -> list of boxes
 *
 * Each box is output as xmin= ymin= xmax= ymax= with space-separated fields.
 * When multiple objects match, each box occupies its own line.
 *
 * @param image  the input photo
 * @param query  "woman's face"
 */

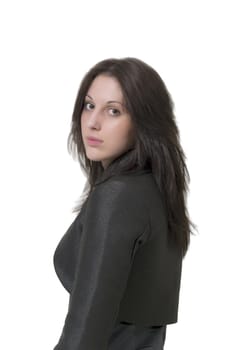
xmin=81 ymin=74 xmax=135 ymax=169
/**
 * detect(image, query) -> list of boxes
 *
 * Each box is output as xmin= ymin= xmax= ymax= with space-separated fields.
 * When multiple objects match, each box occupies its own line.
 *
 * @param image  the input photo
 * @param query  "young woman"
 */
xmin=53 ymin=57 xmax=196 ymax=350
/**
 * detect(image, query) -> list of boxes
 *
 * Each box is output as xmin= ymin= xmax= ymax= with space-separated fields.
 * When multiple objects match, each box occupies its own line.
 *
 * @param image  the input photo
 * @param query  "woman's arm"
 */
xmin=53 ymin=178 xmax=149 ymax=350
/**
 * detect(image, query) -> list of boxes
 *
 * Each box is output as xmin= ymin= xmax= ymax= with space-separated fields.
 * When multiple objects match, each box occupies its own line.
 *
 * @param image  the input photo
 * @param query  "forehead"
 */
xmin=87 ymin=74 xmax=124 ymax=101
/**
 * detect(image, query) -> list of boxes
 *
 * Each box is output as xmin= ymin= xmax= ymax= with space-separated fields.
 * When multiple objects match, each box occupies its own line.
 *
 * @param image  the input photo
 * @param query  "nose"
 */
xmin=86 ymin=109 xmax=102 ymax=130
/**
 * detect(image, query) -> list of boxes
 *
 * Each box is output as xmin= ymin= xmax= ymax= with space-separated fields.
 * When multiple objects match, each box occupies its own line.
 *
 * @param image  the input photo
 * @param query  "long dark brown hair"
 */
xmin=67 ymin=57 xmax=197 ymax=257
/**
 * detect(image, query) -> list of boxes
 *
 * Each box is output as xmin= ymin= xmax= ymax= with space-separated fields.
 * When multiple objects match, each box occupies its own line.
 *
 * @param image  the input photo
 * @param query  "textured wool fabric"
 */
xmin=53 ymin=169 xmax=182 ymax=349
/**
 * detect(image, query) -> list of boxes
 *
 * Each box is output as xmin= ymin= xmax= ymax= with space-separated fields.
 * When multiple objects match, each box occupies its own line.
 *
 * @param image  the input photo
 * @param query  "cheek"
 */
xmin=126 ymin=123 xmax=136 ymax=142
xmin=118 ymin=124 xmax=135 ymax=147
xmin=128 ymin=131 xmax=136 ymax=148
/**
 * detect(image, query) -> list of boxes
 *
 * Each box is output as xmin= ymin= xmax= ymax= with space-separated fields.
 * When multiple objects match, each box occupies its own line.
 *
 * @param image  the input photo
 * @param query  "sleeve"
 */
xmin=53 ymin=179 xmax=149 ymax=350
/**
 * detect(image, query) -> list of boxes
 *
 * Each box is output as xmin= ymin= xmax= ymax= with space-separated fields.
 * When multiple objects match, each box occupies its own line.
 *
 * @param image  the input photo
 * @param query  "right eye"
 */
xmin=84 ymin=101 xmax=94 ymax=110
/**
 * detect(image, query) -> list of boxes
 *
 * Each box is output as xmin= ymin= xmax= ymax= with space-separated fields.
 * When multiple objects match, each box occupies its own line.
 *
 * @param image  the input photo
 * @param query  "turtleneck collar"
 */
xmin=94 ymin=167 xmax=152 ymax=187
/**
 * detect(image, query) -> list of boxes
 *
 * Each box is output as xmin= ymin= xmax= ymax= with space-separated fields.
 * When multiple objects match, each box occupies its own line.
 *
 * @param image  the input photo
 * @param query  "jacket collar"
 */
xmin=94 ymin=168 xmax=152 ymax=186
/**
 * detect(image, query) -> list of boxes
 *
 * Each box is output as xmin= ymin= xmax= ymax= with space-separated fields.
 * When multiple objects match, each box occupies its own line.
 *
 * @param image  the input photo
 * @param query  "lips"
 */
xmin=87 ymin=136 xmax=103 ymax=142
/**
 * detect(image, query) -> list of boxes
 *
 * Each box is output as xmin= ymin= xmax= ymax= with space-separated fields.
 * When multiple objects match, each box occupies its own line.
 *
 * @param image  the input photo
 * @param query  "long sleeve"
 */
xmin=53 ymin=178 xmax=149 ymax=350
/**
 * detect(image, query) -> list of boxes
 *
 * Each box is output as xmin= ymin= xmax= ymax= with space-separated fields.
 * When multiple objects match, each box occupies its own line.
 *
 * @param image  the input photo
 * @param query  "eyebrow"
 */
xmin=85 ymin=94 xmax=125 ymax=106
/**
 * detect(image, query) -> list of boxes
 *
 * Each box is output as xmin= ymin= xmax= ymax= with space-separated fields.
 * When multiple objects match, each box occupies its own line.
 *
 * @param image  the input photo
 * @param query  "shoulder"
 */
xmin=78 ymin=173 xmax=154 ymax=237
xmin=86 ymin=171 xmax=155 ymax=222
xmin=92 ymin=171 xmax=154 ymax=204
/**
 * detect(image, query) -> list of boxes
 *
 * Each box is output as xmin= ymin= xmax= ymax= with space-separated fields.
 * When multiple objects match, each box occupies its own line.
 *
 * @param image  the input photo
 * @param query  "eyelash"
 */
xmin=83 ymin=101 xmax=121 ymax=116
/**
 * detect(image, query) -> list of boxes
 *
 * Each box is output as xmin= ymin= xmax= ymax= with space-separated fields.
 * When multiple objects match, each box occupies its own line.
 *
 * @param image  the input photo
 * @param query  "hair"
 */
xmin=67 ymin=57 xmax=197 ymax=258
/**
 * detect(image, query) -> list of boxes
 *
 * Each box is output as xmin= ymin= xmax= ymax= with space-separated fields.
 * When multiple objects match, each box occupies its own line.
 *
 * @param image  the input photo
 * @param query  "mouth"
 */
xmin=87 ymin=136 xmax=103 ymax=142
xmin=86 ymin=137 xmax=103 ymax=146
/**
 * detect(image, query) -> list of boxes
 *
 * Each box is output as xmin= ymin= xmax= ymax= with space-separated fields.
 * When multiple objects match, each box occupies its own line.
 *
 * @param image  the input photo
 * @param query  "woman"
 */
xmin=53 ymin=57 xmax=196 ymax=350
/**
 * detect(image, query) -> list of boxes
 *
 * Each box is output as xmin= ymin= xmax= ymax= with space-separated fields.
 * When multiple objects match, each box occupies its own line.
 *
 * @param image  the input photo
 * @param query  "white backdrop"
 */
xmin=0 ymin=0 xmax=242 ymax=349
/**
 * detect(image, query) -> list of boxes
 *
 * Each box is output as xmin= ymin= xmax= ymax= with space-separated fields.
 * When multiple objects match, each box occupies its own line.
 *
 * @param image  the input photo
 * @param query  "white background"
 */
xmin=0 ymin=0 xmax=242 ymax=349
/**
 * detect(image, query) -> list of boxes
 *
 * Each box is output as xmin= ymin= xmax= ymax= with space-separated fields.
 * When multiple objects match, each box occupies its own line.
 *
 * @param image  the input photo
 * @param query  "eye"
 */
xmin=83 ymin=101 xmax=94 ymax=110
xmin=108 ymin=108 xmax=121 ymax=116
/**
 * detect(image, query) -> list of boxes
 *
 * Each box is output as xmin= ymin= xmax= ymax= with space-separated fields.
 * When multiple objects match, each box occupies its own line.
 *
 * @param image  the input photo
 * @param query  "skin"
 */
xmin=81 ymin=74 xmax=136 ymax=169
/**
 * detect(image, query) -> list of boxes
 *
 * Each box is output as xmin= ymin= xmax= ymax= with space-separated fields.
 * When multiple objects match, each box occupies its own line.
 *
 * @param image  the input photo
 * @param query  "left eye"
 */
xmin=109 ymin=108 xmax=120 ymax=116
